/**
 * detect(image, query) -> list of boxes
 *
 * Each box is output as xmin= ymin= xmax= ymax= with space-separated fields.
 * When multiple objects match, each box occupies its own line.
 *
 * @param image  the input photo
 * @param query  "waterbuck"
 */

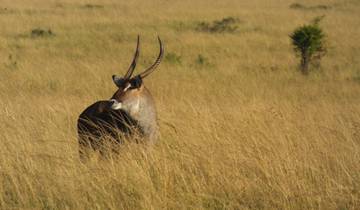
xmin=77 ymin=36 xmax=164 ymax=158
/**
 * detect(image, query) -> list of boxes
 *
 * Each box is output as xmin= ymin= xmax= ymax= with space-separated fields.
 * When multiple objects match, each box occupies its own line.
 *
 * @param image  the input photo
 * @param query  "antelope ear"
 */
xmin=112 ymin=75 xmax=124 ymax=87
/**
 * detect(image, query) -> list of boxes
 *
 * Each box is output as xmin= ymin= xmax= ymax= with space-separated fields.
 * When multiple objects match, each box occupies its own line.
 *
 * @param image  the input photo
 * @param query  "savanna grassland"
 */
xmin=0 ymin=0 xmax=360 ymax=209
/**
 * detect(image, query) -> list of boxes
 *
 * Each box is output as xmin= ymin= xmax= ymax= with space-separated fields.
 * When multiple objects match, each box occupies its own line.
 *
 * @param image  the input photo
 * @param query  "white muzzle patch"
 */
xmin=110 ymin=99 xmax=122 ymax=110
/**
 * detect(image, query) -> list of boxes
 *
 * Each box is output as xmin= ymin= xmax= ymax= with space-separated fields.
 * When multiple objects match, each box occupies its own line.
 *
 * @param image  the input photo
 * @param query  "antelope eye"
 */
xmin=129 ymin=80 xmax=136 ymax=88
xmin=129 ymin=76 xmax=142 ymax=88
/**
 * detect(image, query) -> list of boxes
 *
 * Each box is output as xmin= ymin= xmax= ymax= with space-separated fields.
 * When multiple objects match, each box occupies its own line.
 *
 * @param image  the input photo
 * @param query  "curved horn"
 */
xmin=137 ymin=36 xmax=164 ymax=79
xmin=123 ymin=35 xmax=140 ymax=79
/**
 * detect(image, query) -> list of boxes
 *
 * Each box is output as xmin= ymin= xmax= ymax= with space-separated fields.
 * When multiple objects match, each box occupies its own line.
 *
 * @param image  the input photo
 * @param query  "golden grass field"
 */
xmin=0 ymin=0 xmax=360 ymax=209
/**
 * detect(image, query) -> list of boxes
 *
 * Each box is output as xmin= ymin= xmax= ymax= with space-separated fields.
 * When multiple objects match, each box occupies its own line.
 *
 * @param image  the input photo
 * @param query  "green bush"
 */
xmin=5 ymin=54 xmax=17 ymax=71
xmin=31 ymin=28 xmax=55 ymax=38
xmin=196 ymin=17 xmax=239 ymax=33
xmin=289 ymin=3 xmax=331 ymax=10
xmin=164 ymin=52 xmax=182 ymax=65
xmin=195 ymin=54 xmax=210 ymax=66
xmin=82 ymin=4 xmax=104 ymax=9
xmin=290 ymin=20 xmax=326 ymax=74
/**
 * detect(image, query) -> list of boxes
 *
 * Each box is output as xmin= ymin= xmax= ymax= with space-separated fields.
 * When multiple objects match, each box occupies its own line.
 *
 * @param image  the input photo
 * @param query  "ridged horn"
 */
xmin=123 ymin=35 xmax=140 ymax=79
xmin=137 ymin=36 xmax=164 ymax=79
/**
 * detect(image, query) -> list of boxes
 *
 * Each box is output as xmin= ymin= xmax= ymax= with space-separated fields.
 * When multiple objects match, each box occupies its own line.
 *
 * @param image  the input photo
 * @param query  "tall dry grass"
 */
xmin=0 ymin=0 xmax=360 ymax=209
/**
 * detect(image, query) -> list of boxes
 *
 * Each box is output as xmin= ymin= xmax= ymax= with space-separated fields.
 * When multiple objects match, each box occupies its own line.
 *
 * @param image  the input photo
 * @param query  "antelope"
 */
xmin=77 ymin=36 xmax=164 ymax=158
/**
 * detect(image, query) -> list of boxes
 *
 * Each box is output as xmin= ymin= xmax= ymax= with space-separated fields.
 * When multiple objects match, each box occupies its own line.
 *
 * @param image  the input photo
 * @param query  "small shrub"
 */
xmin=169 ymin=21 xmax=192 ymax=32
xmin=311 ymin=15 xmax=325 ymax=25
xmin=313 ymin=5 xmax=331 ymax=10
xmin=195 ymin=54 xmax=210 ymax=66
xmin=5 ymin=54 xmax=17 ymax=71
xmin=164 ymin=52 xmax=182 ymax=65
xmin=48 ymin=80 xmax=60 ymax=92
xmin=290 ymin=3 xmax=331 ymax=10
xmin=196 ymin=17 xmax=239 ymax=33
xmin=55 ymin=3 xmax=64 ymax=8
xmin=31 ymin=28 xmax=55 ymax=38
xmin=352 ymin=75 xmax=360 ymax=83
xmin=290 ymin=3 xmax=306 ymax=9
xmin=290 ymin=18 xmax=326 ymax=74
xmin=0 ymin=7 xmax=16 ymax=14
xmin=82 ymin=4 xmax=104 ymax=9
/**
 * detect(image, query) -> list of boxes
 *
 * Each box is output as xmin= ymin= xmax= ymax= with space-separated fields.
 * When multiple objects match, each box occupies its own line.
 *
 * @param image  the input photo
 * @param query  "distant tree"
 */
xmin=290 ymin=17 xmax=326 ymax=74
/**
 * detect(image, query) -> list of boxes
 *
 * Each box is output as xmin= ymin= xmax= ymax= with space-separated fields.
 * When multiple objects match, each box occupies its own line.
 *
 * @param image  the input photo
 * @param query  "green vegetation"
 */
xmin=290 ymin=18 xmax=326 ymax=74
xmin=196 ymin=17 xmax=239 ymax=33
xmin=290 ymin=3 xmax=332 ymax=10
xmin=164 ymin=52 xmax=182 ymax=65
xmin=31 ymin=28 xmax=55 ymax=38
xmin=195 ymin=54 xmax=210 ymax=66
xmin=82 ymin=4 xmax=104 ymax=9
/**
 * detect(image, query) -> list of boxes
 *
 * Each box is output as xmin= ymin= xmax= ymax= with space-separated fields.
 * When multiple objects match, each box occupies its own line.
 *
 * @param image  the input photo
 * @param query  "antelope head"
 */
xmin=110 ymin=36 xmax=164 ymax=115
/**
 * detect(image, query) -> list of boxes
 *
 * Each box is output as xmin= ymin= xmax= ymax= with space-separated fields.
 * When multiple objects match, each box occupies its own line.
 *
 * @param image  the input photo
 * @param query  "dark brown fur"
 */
xmin=77 ymin=100 xmax=144 ymax=158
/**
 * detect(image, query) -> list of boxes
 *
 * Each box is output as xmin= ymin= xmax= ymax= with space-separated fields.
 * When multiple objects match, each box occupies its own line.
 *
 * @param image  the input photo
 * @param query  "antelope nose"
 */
xmin=109 ymin=99 xmax=122 ymax=110
xmin=109 ymin=99 xmax=116 ymax=106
